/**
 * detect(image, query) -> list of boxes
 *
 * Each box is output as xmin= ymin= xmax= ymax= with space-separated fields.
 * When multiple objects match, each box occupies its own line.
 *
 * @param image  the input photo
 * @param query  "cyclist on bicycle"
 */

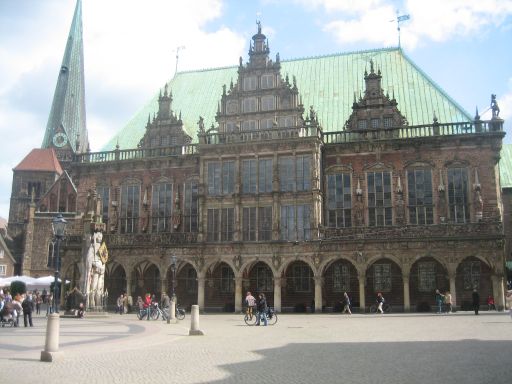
xmin=376 ymin=292 xmax=385 ymax=314
xmin=245 ymin=291 xmax=256 ymax=320
xmin=256 ymin=293 xmax=268 ymax=326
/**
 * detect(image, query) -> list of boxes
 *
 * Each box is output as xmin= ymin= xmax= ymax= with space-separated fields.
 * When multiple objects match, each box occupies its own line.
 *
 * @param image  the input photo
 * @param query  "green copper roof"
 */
xmin=105 ymin=47 xmax=472 ymax=150
xmin=42 ymin=0 xmax=88 ymax=153
xmin=500 ymin=144 xmax=512 ymax=188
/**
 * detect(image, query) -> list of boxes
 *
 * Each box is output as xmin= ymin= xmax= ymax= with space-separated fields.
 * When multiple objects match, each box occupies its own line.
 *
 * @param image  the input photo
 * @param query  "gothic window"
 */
xmin=463 ymin=261 xmax=481 ymax=290
xmin=327 ymin=173 xmax=352 ymax=228
xmin=280 ymin=204 xmax=311 ymax=241
xmin=367 ymin=172 xmax=392 ymax=226
xmin=358 ymin=120 xmax=367 ymax=130
xmin=243 ymin=97 xmax=257 ymax=113
xmin=96 ymin=186 xmax=110 ymax=226
xmin=256 ymin=265 xmax=273 ymax=291
xmin=186 ymin=267 xmax=197 ymax=293
xmin=207 ymin=208 xmax=234 ymax=242
xmin=151 ymin=182 xmax=173 ymax=233
xmin=261 ymin=74 xmax=274 ymax=89
xmin=225 ymin=121 xmax=237 ymax=132
xmin=373 ymin=263 xmax=392 ymax=292
xmin=260 ymin=118 xmax=273 ymax=130
xmin=184 ymin=179 xmax=198 ymax=232
xmin=407 ymin=169 xmax=433 ymax=225
xmin=243 ymin=207 xmax=257 ymax=241
xmin=418 ymin=262 xmax=436 ymax=292
xmin=120 ymin=184 xmax=140 ymax=234
xmin=279 ymin=155 xmax=311 ymax=192
xmin=292 ymin=264 xmax=312 ymax=292
xmin=226 ymin=100 xmax=238 ymax=115
xmin=207 ymin=161 xmax=235 ymax=196
xmin=371 ymin=118 xmax=380 ymax=129
xmin=278 ymin=116 xmax=294 ymax=128
xmin=258 ymin=206 xmax=273 ymax=241
xmin=27 ymin=182 xmax=42 ymax=199
xmin=448 ymin=167 xmax=469 ymax=223
xmin=242 ymin=120 xmax=257 ymax=131
xmin=332 ymin=263 xmax=350 ymax=292
xmin=243 ymin=76 xmax=257 ymax=91
xmin=220 ymin=266 xmax=234 ymax=293
xmin=261 ymin=95 xmax=275 ymax=111
xmin=258 ymin=158 xmax=273 ymax=193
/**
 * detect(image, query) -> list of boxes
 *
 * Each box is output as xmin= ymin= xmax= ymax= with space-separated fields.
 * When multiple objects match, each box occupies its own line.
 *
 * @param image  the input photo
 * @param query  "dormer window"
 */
xmin=243 ymin=98 xmax=257 ymax=113
xmin=383 ymin=117 xmax=393 ymax=128
xmin=261 ymin=74 xmax=274 ymax=89
xmin=243 ymin=76 xmax=257 ymax=91
xmin=371 ymin=118 xmax=380 ymax=129
xmin=261 ymin=96 xmax=275 ymax=111
xmin=358 ymin=120 xmax=367 ymax=130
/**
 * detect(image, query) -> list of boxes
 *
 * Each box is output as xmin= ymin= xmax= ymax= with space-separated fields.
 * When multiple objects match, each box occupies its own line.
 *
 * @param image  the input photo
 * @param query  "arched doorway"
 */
xmin=105 ymin=263 xmax=126 ymax=310
xmin=282 ymin=261 xmax=314 ymax=312
xmin=456 ymin=256 xmax=492 ymax=310
xmin=132 ymin=261 xmax=161 ymax=300
xmin=245 ymin=261 xmax=274 ymax=307
xmin=324 ymin=259 xmax=359 ymax=311
xmin=365 ymin=258 xmax=403 ymax=310
xmin=410 ymin=257 xmax=448 ymax=312
xmin=166 ymin=262 xmax=197 ymax=311
xmin=204 ymin=262 xmax=235 ymax=312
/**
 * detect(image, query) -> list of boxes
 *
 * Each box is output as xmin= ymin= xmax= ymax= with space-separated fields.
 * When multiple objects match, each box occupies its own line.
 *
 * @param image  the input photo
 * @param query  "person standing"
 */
xmin=245 ymin=291 xmax=256 ymax=320
xmin=472 ymin=289 xmax=480 ymax=315
xmin=35 ymin=293 xmax=42 ymax=315
xmin=342 ymin=292 xmax=352 ymax=315
xmin=435 ymin=289 xmax=445 ymax=314
xmin=444 ymin=291 xmax=453 ymax=313
xmin=22 ymin=293 xmax=34 ymax=327
xmin=144 ymin=293 xmax=152 ymax=321
xmin=256 ymin=293 xmax=268 ymax=326
xmin=161 ymin=292 xmax=170 ymax=319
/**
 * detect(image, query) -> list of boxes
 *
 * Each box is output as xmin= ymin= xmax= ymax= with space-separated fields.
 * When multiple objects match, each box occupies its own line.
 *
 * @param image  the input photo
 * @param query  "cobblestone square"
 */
xmin=0 ymin=311 xmax=511 ymax=383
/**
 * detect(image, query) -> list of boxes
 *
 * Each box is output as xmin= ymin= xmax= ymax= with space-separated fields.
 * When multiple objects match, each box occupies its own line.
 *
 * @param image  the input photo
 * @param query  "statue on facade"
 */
xmin=84 ymin=230 xmax=109 ymax=310
xmin=491 ymin=94 xmax=500 ymax=118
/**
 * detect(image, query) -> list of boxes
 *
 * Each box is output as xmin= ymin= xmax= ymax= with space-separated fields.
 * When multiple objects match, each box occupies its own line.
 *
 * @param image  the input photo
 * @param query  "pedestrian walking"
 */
xmin=376 ymin=292 xmax=385 ymax=314
xmin=245 ymin=291 xmax=256 ymax=320
xmin=22 ymin=293 xmax=34 ymax=327
xmin=116 ymin=294 xmax=124 ymax=314
xmin=472 ymin=289 xmax=480 ymax=315
xmin=35 ymin=293 xmax=42 ymax=314
xmin=342 ymin=292 xmax=352 ymax=315
xmin=444 ymin=291 xmax=453 ymax=313
xmin=435 ymin=289 xmax=445 ymax=313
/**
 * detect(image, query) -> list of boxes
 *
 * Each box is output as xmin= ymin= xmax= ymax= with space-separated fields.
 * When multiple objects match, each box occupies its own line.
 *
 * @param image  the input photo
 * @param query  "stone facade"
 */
xmin=9 ymin=25 xmax=507 ymax=313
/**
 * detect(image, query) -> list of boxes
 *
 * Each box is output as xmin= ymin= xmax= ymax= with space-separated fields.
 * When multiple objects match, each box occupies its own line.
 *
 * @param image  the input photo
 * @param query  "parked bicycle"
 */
xmin=138 ymin=302 xmax=185 ymax=321
xmin=244 ymin=307 xmax=277 ymax=326
xmin=369 ymin=303 xmax=392 ymax=314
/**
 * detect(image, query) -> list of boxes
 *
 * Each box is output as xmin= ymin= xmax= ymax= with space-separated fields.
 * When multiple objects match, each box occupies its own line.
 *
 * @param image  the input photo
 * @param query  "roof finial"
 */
xmin=256 ymin=20 xmax=261 ymax=34
xmin=164 ymin=83 xmax=168 ymax=97
xmin=370 ymin=59 xmax=374 ymax=74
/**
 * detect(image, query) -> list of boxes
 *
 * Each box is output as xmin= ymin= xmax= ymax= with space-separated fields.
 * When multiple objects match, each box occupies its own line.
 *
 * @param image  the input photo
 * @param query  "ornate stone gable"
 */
xmin=344 ymin=60 xmax=408 ymax=132
xmin=138 ymin=83 xmax=192 ymax=148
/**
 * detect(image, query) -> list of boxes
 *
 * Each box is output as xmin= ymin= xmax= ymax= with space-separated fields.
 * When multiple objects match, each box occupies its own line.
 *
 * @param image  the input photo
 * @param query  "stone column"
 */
xmin=197 ymin=277 xmax=205 ymax=311
xmin=234 ymin=277 xmax=243 ymax=312
xmin=492 ymin=275 xmax=505 ymax=310
xmin=403 ymin=274 xmax=410 ymax=312
xmin=126 ymin=274 xmax=132 ymax=297
xmin=273 ymin=277 xmax=282 ymax=312
xmin=449 ymin=273 xmax=457 ymax=310
xmin=314 ymin=277 xmax=323 ymax=313
xmin=160 ymin=277 xmax=167 ymax=297
xmin=358 ymin=273 xmax=366 ymax=313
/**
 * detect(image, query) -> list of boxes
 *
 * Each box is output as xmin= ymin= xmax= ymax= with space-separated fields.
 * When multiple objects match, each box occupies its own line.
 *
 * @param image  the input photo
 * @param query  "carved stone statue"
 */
xmin=198 ymin=116 xmax=205 ymax=133
xmin=491 ymin=94 xmax=500 ymax=118
xmin=84 ymin=230 xmax=108 ymax=310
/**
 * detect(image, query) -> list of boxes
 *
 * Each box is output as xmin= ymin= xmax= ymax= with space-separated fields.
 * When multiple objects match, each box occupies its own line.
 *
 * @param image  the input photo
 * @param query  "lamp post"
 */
xmin=41 ymin=213 xmax=67 ymax=362
xmin=51 ymin=214 xmax=67 ymax=313
xmin=170 ymin=255 xmax=177 ymax=302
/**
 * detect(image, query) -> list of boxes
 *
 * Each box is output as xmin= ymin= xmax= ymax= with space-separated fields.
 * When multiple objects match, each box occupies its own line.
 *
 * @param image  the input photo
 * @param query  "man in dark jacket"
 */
xmin=22 ymin=293 xmax=34 ymax=327
xmin=256 ymin=293 xmax=268 ymax=326
xmin=472 ymin=289 xmax=480 ymax=315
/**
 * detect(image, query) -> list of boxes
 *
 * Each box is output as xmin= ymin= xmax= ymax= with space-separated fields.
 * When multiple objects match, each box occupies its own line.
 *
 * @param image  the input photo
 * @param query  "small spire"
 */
xmin=433 ymin=111 xmax=438 ymax=124
xmin=179 ymin=111 xmax=182 ymax=121
xmin=474 ymin=106 xmax=480 ymax=120
xmin=223 ymin=84 xmax=226 ymax=95
xmin=370 ymin=59 xmax=374 ymax=74
xmin=115 ymin=138 xmax=120 ymax=150
xmin=164 ymin=83 xmax=168 ymax=97
xmin=230 ymin=79 xmax=234 ymax=90
xmin=276 ymin=52 xmax=280 ymax=63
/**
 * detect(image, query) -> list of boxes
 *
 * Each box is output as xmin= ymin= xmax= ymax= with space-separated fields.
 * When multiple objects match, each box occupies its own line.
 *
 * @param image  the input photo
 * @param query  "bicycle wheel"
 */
xmin=369 ymin=305 xmax=377 ymax=313
xmin=385 ymin=304 xmax=392 ymax=313
xmin=267 ymin=311 xmax=278 ymax=325
xmin=137 ymin=309 xmax=145 ymax=320
xmin=244 ymin=312 xmax=257 ymax=326
xmin=176 ymin=308 xmax=185 ymax=320
xmin=150 ymin=308 xmax=160 ymax=320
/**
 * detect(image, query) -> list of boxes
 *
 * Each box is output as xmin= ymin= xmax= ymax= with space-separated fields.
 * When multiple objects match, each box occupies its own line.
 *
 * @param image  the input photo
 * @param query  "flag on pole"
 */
xmin=397 ymin=14 xmax=410 ymax=22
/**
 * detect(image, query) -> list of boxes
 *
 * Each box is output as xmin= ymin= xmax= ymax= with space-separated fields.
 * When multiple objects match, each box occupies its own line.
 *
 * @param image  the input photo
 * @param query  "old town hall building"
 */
xmin=7 ymin=1 xmax=508 ymax=312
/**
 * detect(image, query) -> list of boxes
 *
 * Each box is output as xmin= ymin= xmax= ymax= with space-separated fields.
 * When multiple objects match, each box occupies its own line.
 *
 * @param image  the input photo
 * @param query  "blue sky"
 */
xmin=0 ymin=0 xmax=511 ymax=221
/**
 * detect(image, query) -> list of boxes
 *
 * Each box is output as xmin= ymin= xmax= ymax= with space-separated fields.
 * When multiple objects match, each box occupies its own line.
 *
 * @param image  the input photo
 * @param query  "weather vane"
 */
xmin=174 ymin=45 xmax=186 ymax=76
xmin=392 ymin=11 xmax=410 ymax=48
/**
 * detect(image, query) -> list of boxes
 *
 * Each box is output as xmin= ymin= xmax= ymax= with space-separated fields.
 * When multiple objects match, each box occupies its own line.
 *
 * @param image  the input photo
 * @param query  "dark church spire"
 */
xmin=42 ymin=0 xmax=88 ymax=155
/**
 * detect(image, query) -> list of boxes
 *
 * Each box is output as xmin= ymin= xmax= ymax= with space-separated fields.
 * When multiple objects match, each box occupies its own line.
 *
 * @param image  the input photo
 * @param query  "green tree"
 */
xmin=10 ymin=281 xmax=27 ymax=297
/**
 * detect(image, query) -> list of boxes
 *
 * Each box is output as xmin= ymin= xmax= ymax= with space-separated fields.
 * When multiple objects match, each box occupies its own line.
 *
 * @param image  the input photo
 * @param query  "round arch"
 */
xmin=165 ymin=261 xmax=198 ymax=311
xmin=455 ymin=256 xmax=493 ymax=310
xmin=409 ymin=256 xmax=449 ymax=311
xmin=105 ymin=262 xmax=126 ymax=310
xmin=323 ymin=258 xmax=359 ymax=311
xmin=243 ymin=261 xmax=274 ymax=307
xmin=365 ymin=257 xmax=403 ymax=309
xmin=131 ymin=260 xmax=161 ymax=301
xmin=204 ymin=261 xmax=236 ymax=312
xmin=282 ymin=260 xmax=315 ymax=312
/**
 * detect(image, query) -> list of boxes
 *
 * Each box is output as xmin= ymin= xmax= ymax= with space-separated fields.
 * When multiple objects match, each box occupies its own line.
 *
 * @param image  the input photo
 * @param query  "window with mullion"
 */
xmin=292 ymin=265 xmax=312 ymax=292
xmin=296 ymin=155 xmax=311 ymax=191
xmin=207 ymin=209 xmax=219 ymax=242
xmin=407 ymin=169 xmax=433 ymax=225
xmin=120 ymin=184 xmax=140 ymax=233
xmin=367 ymin=172 xmax=392 ymax=226
xmin=259 ymin=159 xmax=272 ymax=193
xmin=222 ymin=162 xmax=235 ymax=195
xmin=208 ymin=161 xmax=235 ymax=196
xmin=418 ymin=262 xmax=436 ymax=292
xmin=242 ymin=160 xmax=257 ymax=194
xmin=280 ymin=204 xmax=311 ymax=241
xmin=151 ymin=183 xmax=172 ymax=233
xmin=242 ymin=207 xmax=257 ymax=241
xmin=327 ymin=174 xmax=352 ymax=228
xmin=96 ymin=186 xmax=110 ymax=225
xmin=258 ymin=206 xmax=272 ymax=241
xmin=332 ymin=264 xmax=350 ymax=292
xmin=220 ymin=266 xmax=234 ymax=293
xmin=463 ymin=261 xmax=480 ymax=290
xmin=256 ymin=265 xmax=273 ymax=291
xmin=221 ymin=207 xmax=234 ymax=241
xmin=448 ymin=167 xmax=469 ymax=223
xmin=373 ymin=263 xmax=391 ymax=292
xmin=279 ymin=157 xmax=295 ymax=192
xmin=184 ymin=180 xmax=198 ymax=232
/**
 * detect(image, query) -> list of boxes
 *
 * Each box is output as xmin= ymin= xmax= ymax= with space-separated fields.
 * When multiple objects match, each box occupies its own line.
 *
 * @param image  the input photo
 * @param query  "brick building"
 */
xmin=7 ymin=1 xmax=508 ymax=312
